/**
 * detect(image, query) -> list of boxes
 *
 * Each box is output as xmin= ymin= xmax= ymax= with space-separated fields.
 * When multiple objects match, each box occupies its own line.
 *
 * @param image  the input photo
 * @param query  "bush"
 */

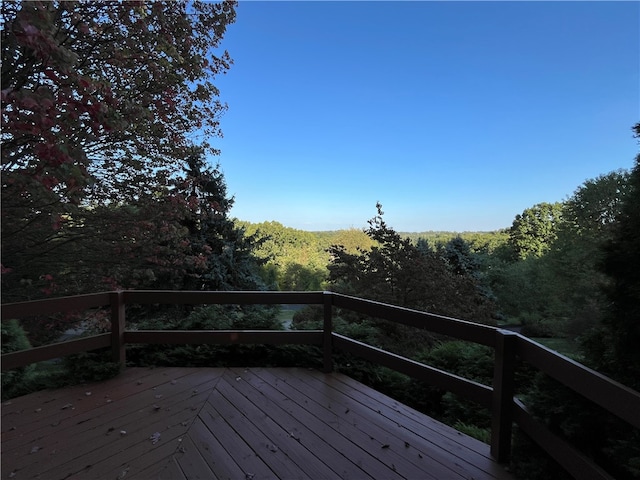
xmin=510 ymin=372 xmax=640 ymax=479
xmin=519 ymin=312 xmax=566 ymax=338
xmin=420 ymin=341 xmax=495 ymax=429
xmin=454 ymin=422 xmax=490 ymax=443
xmin=1 ymin=319 xmax=36 ymax=399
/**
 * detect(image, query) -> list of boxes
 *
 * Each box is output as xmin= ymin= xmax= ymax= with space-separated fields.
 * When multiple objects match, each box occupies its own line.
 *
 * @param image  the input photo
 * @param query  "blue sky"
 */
xmin=211 ymin=1 xmax=639 ymax=232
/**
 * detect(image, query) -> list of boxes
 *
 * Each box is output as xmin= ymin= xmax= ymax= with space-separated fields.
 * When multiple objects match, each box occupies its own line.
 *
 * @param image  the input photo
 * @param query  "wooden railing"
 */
xmin=2 ymin=290 xmax=639 ymax=480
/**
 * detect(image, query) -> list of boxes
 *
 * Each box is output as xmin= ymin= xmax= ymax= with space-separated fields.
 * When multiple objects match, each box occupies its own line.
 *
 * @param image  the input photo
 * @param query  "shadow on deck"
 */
xmin=1 ymin=367 xmax=514 ymax=480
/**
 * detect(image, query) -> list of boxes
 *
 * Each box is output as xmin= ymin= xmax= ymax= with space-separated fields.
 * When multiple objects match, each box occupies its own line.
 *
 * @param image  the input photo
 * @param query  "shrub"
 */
xmin=1 ymin=319 xmax=35 ymax=399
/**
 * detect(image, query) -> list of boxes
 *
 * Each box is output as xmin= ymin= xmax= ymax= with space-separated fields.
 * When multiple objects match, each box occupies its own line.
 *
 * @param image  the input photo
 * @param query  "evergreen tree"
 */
xmin=328 ymin=204 xmax=495 ymax=323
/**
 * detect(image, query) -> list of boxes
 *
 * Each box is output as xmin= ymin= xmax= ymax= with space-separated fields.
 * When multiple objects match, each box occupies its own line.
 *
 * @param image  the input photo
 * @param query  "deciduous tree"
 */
xmin=508 ymin=202 xmax=563 ymax=260
xmin=1 ymin=1 xmax=238 ymax=298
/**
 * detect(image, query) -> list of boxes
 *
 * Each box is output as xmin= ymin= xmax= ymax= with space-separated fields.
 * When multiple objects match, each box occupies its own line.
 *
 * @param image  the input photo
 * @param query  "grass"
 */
xmin=277 ymin=305 xmax=303 ymax=329
xmin=531 ymin=337 xmax=583 ymax=359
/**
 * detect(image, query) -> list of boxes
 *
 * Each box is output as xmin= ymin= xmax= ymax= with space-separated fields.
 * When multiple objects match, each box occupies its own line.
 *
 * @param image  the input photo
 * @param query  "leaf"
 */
xmin=150 ymin=432 xmax=161 ymax=444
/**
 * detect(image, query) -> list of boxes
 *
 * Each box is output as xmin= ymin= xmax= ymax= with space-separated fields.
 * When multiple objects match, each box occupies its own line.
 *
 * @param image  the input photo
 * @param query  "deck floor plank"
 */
xmin=231 ymin=367 xmax=436 ymax=480
xmin=1 ymin=366 xmax=193 ymax=444
xmin=2 ymin=370 xmax=222 ymax=478
xmin=289 ymin=368 xmax=496 ymax=478
xmin=197 ymin=398 xmax=276 ymax=479
xmin=131 ymin=456 xmax=188 ymax=480
xmin=218 ymin=370 xmax=365 ymax=479
xmin=60 ymin=370 xmax=225 ymax=480
xmin=183 ymin=417 xmax=247 ymax=479
xmin=309 ymin=368 xmax=491 ymax=455
xmin=164 ymin=434 xmax=215 ymax=480
xmin=1 ymin=367 xmax=515 ymax=480
xmin=303 ymin=368 xmax=510 ymax=478
xmin=252 ymin=368 xmax=467 ymax=479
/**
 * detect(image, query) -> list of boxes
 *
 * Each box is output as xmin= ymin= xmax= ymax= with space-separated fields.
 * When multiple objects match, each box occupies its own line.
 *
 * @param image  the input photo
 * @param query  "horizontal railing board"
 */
xmin=332 ymin=333 xmax=493 ymax=408
xmin=124 ymin=330 xmax=324 ymax=346
xmin=0 ymin=334 xmax=112 ymax=370
xmin=516 ymin=337 xmax=640 ymax=429
xmin=123 ymin=290 xmax=325 ymax=305
xmin=1 ymin=293 xmax=112 ymax=320
xmin=512 ymin=400 xmax=614 ymax=480
xmin=331 ymin=293 xmax=497 ymax=347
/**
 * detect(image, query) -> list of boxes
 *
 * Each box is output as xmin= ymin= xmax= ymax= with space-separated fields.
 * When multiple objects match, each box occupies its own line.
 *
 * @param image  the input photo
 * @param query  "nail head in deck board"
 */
xmin=1 ymin=367 xmax=515 ymax=480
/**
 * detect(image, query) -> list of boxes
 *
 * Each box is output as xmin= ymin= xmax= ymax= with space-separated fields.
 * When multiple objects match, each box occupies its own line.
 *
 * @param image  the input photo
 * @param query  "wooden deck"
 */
xmin=1 ymin=367 xmax=515 ymax=480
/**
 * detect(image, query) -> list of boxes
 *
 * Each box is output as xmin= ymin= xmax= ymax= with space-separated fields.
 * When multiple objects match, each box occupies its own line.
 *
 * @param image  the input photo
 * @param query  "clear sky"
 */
xmin=211 ymin=1 xmax=639 ymax=232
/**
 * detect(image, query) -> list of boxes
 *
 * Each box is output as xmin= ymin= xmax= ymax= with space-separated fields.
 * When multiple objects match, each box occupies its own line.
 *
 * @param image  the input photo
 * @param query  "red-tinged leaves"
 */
xmin=44 ymin=69 xmax=59 ymax=82
xmin=2 ymin=0 xmax=242 ymax=299
xmin=41 ymin=175 xmax=60 ymax=191
xmin=20 ymin=96 xmax=39 ymax=111
xmin=19 ymin=22 xmax=39 ymax=37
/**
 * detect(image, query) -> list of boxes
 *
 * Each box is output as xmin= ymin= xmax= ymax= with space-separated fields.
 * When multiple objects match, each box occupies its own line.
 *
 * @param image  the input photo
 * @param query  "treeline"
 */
xmin=235 ymin=220 xmax=509 ymax=295
xmin=238 ymin=165 xmax=627 ymax=345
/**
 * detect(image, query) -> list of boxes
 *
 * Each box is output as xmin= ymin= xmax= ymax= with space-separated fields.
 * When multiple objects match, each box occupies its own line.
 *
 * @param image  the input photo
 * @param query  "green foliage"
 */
xmin=1 ymin=319 xmax=35 ymax=399
xmin=416 ymin=341 xmax=494 ymax=429
xmin=328 ymin=204 xmax=496 ymax=324
xmin=488 ymin=170 xmax=631 ymax=338
xmin=423 ymin=341 xmax=494 ymax=385
xmin=238 ymin=221 xmax=329 ymax=290
xmin=510 ymin=429 xmax=572 ymax=480
xmin=519 ymin=312 xmax=563 ymax=338
xmin=505 ymin=144 xmax=639 ymax=479
xmin=279 ymin=263 xmax=326 ymax=291
xmin=508 ymin=202 xmax=563 ymax=260
xmin=583 ymin=150 xmax=640 ymax=391
xmin=127 ymin=343 xmax=324 ymax=370
xmin=327 ymin=228 xmax=377 ymax=253
xmin=62 ymin=350 xmax=122 ymax=384
xmin=440 ymin=236 xmax=480 ymax=276
xmin=453 ymin=422 xmax=490 ymax=444
xmin=2 ymin=1 xmax=238 ymax=299
xmin=1 ymin=319 xmax=32 ymax=353
xmin=402 ymin=230 xmax=512 ymax=259
xmin=126 ymin=304 xmax=285 ymax=367
xmin=513 ymin=372 xmax=640 ymax=479
xmin=131 ymin=304 xmax=282 ymax=332
xmin=291 ymin=305 xmax=381 ymax=346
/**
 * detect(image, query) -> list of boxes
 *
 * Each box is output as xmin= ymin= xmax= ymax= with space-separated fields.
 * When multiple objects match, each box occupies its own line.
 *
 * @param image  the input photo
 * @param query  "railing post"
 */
xmin=491 ymin=329 xmax=518 ymax=462
xmin=322 ymin=291 xmax=333 ymax=373
xmin=110 ymin=290 xmax=126 ymax=368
